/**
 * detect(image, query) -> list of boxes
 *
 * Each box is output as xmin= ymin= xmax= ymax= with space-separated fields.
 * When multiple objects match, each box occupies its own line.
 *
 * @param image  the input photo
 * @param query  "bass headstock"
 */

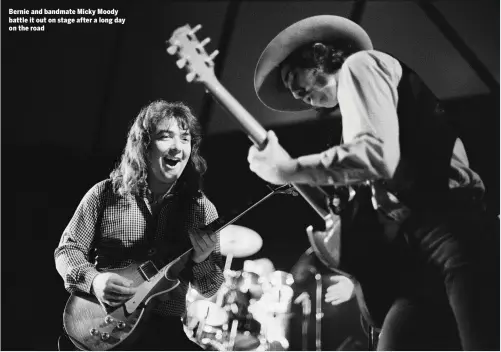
xmin=167 ymin=24 xmax=219 ymax=84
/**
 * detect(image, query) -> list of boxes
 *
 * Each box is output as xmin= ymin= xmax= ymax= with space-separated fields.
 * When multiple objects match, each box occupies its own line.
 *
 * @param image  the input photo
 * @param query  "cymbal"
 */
xmin=219 ymin=225 xmax=262 ymax=258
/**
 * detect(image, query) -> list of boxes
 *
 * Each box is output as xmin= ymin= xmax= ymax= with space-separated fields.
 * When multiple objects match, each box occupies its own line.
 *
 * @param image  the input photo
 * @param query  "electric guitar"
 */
xmin=63 ymin=254 xmax=191 ymax=351
xmin=168 ymin=23 xmax=342 ymax=273
xmin=63 ymin=185 xmax=293 ymax=350
xmin=167 ymin=24 xmax=401 ymax=328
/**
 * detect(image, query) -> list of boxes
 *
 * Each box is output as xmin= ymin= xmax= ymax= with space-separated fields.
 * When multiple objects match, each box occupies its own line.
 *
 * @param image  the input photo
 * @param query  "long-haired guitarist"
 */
xmin=55 ymin=100 xmax=223 ymax=350
xmin=247 ymin=15 xmax=498 ymax=350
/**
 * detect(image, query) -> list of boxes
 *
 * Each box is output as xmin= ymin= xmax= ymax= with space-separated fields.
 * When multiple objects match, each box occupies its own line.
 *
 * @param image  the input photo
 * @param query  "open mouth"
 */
xmin=163 ymin=156 xmax=181 ymax=167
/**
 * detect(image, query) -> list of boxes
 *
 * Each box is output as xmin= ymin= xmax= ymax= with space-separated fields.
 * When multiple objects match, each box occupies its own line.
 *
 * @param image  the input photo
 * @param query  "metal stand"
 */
xmin=315 ymin=274 xmax=323 ymax=351
xmin=294 ymin=292 xmax=311 ymax=351
xmin=368 ymin=326 xmax=380 ymax=351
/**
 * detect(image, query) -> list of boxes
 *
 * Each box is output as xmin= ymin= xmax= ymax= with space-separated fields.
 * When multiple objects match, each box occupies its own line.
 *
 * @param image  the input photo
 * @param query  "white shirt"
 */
xmin=295 ymin=50 xmax=484 ymax=220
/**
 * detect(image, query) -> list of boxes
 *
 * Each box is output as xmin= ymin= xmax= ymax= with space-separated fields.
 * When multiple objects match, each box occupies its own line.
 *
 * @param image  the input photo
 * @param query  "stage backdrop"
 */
xmin=2 ymin=0 xmax=499 ymax=350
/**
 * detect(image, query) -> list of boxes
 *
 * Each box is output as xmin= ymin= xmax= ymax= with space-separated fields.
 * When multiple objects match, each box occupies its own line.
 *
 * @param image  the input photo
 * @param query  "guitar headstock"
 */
xmin=167 ymin=24 xmax=219 ymax=84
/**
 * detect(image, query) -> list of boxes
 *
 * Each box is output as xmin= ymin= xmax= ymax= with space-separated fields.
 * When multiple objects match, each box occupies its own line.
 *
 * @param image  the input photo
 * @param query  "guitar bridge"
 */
xmin=138 ymin=261 xmax=159 ymax=281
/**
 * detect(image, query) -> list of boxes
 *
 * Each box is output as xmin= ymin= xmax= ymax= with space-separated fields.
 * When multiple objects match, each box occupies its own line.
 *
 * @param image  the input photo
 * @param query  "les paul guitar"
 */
xmin=63 ymin=185 xmax=292 ymax=350
xmin=167 ymin=24 xmax=400 ymax=328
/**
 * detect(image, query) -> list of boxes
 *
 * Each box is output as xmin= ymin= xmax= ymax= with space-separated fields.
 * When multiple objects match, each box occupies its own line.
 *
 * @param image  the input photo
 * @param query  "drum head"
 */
xmin=187 ymin=300 xmax=228 ymax=327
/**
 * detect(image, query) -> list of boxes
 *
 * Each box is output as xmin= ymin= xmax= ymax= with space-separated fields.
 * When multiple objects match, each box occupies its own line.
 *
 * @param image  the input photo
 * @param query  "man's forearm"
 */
xmin=284 ymin=134 xmax=395 ymax=186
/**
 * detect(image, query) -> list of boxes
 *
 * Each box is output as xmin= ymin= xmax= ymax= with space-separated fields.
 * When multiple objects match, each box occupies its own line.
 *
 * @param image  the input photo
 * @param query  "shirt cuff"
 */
xmin=192 ymin=256 xmax=214 ymax=278
xmin=80 ymin=267 xmax=101 ymax=294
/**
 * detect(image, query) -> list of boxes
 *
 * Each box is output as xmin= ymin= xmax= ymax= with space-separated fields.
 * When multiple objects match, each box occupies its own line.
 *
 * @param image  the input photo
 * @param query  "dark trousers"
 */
xmin=378 ymin=296 xmax=461 ymax=350
xmin=379 ymin=205 xmax=499 ymax=350
xmin=125 ymin=314 xmax=203 ymax=351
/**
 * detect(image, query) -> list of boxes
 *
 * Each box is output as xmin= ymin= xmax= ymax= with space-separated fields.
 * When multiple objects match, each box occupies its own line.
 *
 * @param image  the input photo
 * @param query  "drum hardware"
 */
xmin=227 ymin=320 xmax=239 ymax=351
xmin=294 ymin=292 xmax=311 ymax=351
xmin=315 ymin=273 xmax=323 ymax=351
xmin=185 ymin=266 xmax=294 ymax=351
xmin=182 ymin=185 xmax=299 ymax=351
xmin=367 ymin=325 xmax=381 ymax=351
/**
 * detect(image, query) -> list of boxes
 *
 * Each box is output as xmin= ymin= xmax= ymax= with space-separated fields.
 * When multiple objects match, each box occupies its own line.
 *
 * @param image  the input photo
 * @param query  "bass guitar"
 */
xmin=167 ymin=24 xmax=401 ymax=328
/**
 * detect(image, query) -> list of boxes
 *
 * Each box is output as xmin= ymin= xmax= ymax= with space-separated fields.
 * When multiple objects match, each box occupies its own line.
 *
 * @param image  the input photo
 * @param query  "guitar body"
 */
xmin=63 ymin=259 xmax=182 ymax=350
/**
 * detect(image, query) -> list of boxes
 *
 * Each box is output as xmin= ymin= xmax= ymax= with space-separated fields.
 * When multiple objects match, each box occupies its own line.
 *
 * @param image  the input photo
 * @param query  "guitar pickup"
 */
xmin=138 ymin=261 xmax=159 ymax=281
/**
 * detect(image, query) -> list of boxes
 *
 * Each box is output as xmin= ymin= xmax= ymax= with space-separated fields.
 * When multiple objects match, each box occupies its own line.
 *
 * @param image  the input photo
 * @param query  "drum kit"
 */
xmin=183 ymin=225 xmax=294 ymax=351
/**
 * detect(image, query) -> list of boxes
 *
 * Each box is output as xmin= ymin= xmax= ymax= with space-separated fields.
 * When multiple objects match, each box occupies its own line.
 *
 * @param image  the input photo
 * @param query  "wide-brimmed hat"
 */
xmin=254 ymin=15 xmax=373 ymax=112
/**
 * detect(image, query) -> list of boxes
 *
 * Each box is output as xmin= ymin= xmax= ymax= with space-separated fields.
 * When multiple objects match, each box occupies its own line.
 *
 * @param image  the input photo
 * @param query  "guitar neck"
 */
xmin=205 ymin=79 xmax=268 ymax=148
xmin=204 ymin=78 xmax=331 ymax=219
xmin=162 ymin=184 xmax=285 ymax=277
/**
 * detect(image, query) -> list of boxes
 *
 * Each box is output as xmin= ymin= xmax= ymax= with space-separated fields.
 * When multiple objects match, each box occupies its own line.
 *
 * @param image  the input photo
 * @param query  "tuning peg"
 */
xmin=176 ymin=58 xmax=187 ymax=69
xmin=186 ymin=72 xmax=197 ymax=82
xmin=204 ymin=50 xmax=219 ymax=66
xmin=199 ymin=37 xmax=211 ymax=47
xmin=209 ymin=50 xmax=219 ymax=61
xmin=166 ymin=41 xmax=179 ymax=55
xmin=188 ymin=24 xmax=202 ymax=37
xmin=167 ymin=46 xmax=177 ymax=55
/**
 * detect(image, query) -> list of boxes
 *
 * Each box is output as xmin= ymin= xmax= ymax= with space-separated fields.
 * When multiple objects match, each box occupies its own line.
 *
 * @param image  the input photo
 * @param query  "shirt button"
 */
xmin=148 ymin=248 xmax=157 ymax=256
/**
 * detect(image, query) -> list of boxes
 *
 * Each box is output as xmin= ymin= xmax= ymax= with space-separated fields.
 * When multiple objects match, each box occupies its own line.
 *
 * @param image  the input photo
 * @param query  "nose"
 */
xmin=169 ymin=137 xmax=182 ymax=153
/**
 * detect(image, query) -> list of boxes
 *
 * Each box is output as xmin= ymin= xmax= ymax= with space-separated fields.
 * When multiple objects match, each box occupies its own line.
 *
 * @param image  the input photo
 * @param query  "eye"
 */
xmin=159 ymin=134 xmax=172 ymax=140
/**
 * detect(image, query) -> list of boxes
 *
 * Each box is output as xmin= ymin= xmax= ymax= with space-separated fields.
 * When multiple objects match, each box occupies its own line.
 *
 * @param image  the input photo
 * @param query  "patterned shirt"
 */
xmin=54 ymin=179 xmax=224 ymax=317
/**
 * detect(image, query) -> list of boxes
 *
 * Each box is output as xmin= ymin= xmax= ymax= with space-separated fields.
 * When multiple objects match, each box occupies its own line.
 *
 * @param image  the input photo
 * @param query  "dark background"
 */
xmin=2 ymin=0 xmax=499 ymax=350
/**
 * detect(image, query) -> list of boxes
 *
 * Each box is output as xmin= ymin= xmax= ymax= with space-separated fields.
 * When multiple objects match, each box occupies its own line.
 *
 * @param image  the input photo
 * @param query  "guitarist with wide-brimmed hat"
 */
xmin=247 ymin=15 xmax=498 ymax=351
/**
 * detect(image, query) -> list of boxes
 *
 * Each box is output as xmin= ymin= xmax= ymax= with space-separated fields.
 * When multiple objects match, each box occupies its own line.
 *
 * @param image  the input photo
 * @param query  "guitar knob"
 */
xmin=117 ymin=321 xmax=126 ymax=329
xmin=90 ymin=328 xmax=99 ymax=336
xmin=101 ymin=332 xmax=110 ymax=341
xmin=104 ymin=315 xmax=114 ymax=324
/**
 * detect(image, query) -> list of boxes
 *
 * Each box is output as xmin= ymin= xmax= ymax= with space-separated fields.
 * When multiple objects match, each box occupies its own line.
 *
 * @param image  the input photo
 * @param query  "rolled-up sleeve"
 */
xmin=54 ymin=182 xmax=104 ymax=294
xmin=295 ymin=50 xmax=402 ymax=187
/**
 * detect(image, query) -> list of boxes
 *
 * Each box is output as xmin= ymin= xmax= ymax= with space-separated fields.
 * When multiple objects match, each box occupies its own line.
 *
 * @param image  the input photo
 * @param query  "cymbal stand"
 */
xmin=368 ymin=326 xmax=381 ymax=351
xmin=213 ymin=183 xmax=295 ymax=309
xmin=294 ymin=292 xmax=311 ymax=351
xmin=315 ymin=273 xmax=323 ymax=351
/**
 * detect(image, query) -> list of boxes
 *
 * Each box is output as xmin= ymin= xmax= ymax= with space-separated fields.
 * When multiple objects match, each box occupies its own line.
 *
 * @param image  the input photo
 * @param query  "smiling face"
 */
xmin=147 ymin=117 xmax=192 ymax=194
xmin=282 ymin=65 xmax=339 ymax=108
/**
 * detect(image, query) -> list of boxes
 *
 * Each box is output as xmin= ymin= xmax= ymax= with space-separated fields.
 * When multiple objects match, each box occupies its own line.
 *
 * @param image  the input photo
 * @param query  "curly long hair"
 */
xmin=110 ymin=100 xmax=207 ymax=198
